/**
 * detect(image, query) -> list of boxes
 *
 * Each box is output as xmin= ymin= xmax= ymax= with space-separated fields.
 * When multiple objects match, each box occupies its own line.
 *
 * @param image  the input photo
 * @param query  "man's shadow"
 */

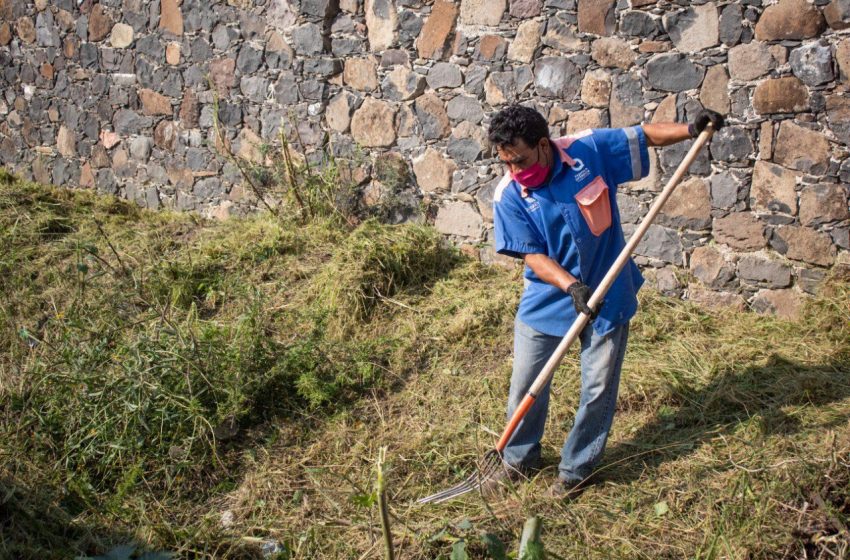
xmin=0 ymin=474 xmax=137 ymax=558
xmin=600 ymin=353 xmax=850 ymax=484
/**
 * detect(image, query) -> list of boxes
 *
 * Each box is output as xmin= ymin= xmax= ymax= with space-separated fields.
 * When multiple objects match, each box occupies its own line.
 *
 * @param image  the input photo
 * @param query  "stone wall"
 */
xmin=1 ymin=0 xmax=849 ymax=316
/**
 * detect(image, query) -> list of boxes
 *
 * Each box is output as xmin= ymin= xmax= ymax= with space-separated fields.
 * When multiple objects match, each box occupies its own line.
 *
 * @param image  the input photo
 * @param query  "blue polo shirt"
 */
xmin=493 ymin=127 xmax=650 ymax=337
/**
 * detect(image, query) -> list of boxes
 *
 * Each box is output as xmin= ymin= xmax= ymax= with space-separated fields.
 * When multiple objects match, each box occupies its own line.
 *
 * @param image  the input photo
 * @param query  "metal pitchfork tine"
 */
xmin=418 ymin=450 xmax=504 ymax=504
xmin=417 ymin=125 xmax=716 ymax=505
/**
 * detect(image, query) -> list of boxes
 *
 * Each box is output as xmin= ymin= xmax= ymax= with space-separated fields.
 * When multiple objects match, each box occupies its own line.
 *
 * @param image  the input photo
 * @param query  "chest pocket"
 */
xmin=574 ymin=176 xmax=612 ymax=236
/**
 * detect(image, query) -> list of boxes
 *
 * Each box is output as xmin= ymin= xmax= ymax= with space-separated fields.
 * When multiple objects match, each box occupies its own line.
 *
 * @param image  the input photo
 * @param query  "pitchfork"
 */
xmin=418 ymin=125 xmax=715 ymax=504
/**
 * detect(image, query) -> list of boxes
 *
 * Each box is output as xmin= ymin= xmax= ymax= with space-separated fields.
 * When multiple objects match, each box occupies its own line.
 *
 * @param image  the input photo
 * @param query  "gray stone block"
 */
xmin=719 ymin=3 xmax=743 ymax=46
xmin=194 ymin=177 xmax=224 ymax=200
xmin=237 ymin=44 xmax=264 ymax=74
xmin=240 ymin=12 xmax=266 ymax=41
xmin=447 ymin=137 xmax=482 ymax=163
xmin=709 ymin=127 xmax=754 ymax=164
xmin=737 ymin=255 xmax=792 ymax=288
xmin=619 ymin=11 xmax=659 ymax=37
xmin=275 ymin=73 xmax=300 ymax=105
xmin=183 ymin=65 xmax=207 ymax=88
xmin=831 ymin=227 xmax=850 ymax=250
xmin=544 ymin=0 xmax=575 ymax=9
xmin=790 ymin=42 xmax=834 ymax=86
xmin=78 ymin=115 xmax=97 ymax=144
xmin=135 ymin=35 xmax=164 ymax=59
xmin=153 ymin=68 xmax=184 ymax=97
xmin=52 ymin=158 xmax=79 ymax=186
xmin=465 ymin=65 xmax=488 ymax=97
xmin=96 ymin=169 xmax=118 ymax=195
xmin=331 ymin=14 xmax=356 ymax=33
xmin=533 ymin=57 xmax=581 ymax=99
xmin=427 ymin=62 xmax=463 ymax=90
xmin=299 ymin=80 xmax=327 ymax=101
xmin=186 ymin=148 xmax=210 ymax=171
xmin=662 ymin=3 xmax=719 ymax=52
xmin=217 ymin=102 xmax=243 ymax=126
xmin=302 ymin=58 xmax=343 ymax=77
xmin=617 ymin=193 xmax=644 ymax=224
xmin=36 ymin=12 xmax=61 ymax=48
xmin=124 ymin=2 xmax=150 ymax=31
xmin=240 ymin=76 xmax=270 ymax=103
xmin=190 ymin=37 xmax=214 ymax=64
xmin=80 ymin=43 xmax=100 ymax=69
xmin=446 ymin=95 xmax=484 ymax=123
xmin=76 ymin=16 xmax=89 ymax=41
xmin=515 ymin=65 xmax=534 ymax=94
xmin=113 ymin=109 xmax=149 ymax=135
xmin=709 ymin=171 xmax=745 ymax=210
xmin=183 ymin=0 xmax=217 ymax=33
xmin=660 ymin=139 xmax=711 ymax=176
xmin=300 ymin=0 xmax=341 ymax=20
xmin=176 ymin=191 xmax=197 ymax=211
xmin=292 ymin=23 xmax=326 ymax=55
xmin=130 ymin=136 xmax=153 ymax=163
xmin=646 ymin=54 xmax=706 ymax=92
xmin=332 ymin=37 xmax=364 ymax=57
xmin=211 ymin=25 xmax=236 ymax=51
xmin=635 ymin=224 xmax=684 ymax=265
xmin=399 ymin=10 xmax=424 ymax=45
xmin=798 ymin=267 xmax=827 ymax=294
xmin=135 ymin=56 xmax=156 ymax=88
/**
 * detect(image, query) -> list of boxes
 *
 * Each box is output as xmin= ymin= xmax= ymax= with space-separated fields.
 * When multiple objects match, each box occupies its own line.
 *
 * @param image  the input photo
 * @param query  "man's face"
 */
xmin=496 ymin=137 xmax=549 ymax=176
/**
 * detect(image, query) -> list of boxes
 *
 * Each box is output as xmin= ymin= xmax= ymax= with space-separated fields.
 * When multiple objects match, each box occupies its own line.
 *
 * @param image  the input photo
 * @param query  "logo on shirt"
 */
xmin=572 ymin=158 xmax=591 ymax=182
xmin=524 ymin=196 xmax=540 ymax=213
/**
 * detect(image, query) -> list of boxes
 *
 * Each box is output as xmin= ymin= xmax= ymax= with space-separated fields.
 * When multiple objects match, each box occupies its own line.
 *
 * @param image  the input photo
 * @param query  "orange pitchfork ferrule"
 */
xmin=496 ymin=393 xmax=536 ymax=452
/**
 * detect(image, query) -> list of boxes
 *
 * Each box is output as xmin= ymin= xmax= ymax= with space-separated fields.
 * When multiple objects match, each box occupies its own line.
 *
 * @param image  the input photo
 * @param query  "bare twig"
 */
xmin=278 ymin=129 xmax=309 ymax=221
xmin=288 ymin=109 xmax=314 ymax=179
xmin=94 ymin=219 xmax=130 ymax=277
xmin=374 ymin=288 xmax=418 ymax=313
xmin=812 ymin=491 xmax=850 ymax=540
xmin=208 ymin=79 xmax=279 ymax=217
xmin=376 ymin=447 xmax=395 ymax=560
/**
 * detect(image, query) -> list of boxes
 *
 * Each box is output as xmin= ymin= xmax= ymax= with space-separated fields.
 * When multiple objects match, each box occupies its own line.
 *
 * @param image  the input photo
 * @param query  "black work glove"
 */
xmin=567 ymin=281 xmax=598 ymax=319
xmin=688 ymin=109 xmax=725 ymax=137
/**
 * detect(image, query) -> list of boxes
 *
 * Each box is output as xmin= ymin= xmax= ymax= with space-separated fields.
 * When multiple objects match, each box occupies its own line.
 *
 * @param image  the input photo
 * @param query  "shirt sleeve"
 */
xmin=493 ymin=194 xmax=546 ymax=259
xmin=591 ymin=126 xmax=650 ymax=187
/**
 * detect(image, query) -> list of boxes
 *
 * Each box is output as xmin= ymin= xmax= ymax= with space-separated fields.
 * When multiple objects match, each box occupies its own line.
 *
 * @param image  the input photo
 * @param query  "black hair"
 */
xmin=487 ymin=104 xmax=550 ymax=148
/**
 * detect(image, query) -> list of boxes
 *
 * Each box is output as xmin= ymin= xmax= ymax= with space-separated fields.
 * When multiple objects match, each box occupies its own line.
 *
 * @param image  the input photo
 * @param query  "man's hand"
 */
xmin=689 ymin=109 xmax=725 ymax=137
xmin=522 ymin=254 xmax=600 ymax=318
xmin=567 ymin=281 xmax=598 ymax=319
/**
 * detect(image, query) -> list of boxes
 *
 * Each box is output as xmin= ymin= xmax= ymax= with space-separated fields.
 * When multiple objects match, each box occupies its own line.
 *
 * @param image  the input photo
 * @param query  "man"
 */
xmin=489 ymin=104 xmax=723 ymax=498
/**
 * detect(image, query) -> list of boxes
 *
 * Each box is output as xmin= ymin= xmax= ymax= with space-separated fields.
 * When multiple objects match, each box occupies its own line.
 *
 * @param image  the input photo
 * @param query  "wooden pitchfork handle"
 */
xmin=495 ymin=124 xmax=715 ymax=453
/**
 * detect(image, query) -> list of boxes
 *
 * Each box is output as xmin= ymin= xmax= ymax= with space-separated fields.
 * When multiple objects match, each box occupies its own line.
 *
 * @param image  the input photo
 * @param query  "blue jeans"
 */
xmin=503 ymin=318 xmax=630 ymax=483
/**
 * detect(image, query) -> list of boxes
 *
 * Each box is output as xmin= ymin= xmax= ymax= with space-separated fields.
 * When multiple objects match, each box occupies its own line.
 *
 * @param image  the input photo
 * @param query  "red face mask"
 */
xmin=511 ymin=144 xmax=550 ymax=189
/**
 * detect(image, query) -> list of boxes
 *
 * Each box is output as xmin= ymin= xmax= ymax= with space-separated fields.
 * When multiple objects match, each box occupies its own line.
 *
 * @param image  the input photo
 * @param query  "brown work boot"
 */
xmin=546 ymin=476 xmax=593 ymax=501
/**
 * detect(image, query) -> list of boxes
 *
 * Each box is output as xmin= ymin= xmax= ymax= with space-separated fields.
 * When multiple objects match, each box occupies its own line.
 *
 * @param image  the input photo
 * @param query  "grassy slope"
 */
xmin=0 ymin=170 xmax=848 ymax=559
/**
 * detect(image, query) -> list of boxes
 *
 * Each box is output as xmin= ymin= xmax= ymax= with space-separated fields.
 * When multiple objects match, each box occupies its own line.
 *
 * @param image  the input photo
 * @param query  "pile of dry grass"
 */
xmin=311 ymin=219 xmax=457 ymax=334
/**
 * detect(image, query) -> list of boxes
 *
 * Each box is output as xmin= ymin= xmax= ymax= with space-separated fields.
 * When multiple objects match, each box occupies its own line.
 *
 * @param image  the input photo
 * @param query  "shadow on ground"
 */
xmin=600 ymin=353 xmax=850 ymax=484
xmin=0 ymin=474 xmax=137 ymax=559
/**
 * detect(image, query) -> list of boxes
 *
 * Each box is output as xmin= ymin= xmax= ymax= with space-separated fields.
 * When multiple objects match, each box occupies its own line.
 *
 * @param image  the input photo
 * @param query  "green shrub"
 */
xmin=14 ymin=302 xmax=271 ymax=491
